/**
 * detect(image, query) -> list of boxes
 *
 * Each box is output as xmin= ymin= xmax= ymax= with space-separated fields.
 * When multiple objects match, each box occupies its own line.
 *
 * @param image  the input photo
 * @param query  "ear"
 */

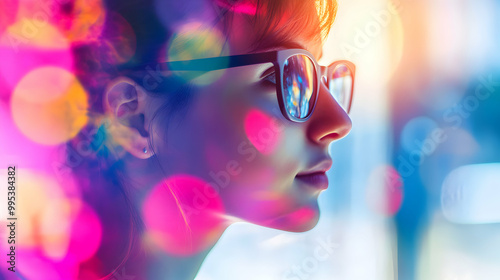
xmin=104 ymin=77 xmax=153 ymax=159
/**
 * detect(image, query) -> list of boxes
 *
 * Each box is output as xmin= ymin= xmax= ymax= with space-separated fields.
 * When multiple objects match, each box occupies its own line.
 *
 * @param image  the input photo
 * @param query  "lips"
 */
xmin=295 ymin=158 xmax=333 ymax=190
xmin=295 ymin=172 xmax=329 ymax=190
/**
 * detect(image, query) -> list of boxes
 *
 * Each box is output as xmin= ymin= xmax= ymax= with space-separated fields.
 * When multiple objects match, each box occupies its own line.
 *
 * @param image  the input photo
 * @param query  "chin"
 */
xmin=262 ymin=204 xmax=321 ymax=232
xmin=284 ymin=214 xmax=320 ymax=233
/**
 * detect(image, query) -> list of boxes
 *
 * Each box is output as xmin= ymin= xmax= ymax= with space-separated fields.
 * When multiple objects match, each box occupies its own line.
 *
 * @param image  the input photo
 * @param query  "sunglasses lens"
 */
xmin=328 ymin=63 xmax=353 ymax=113
xmin=283 ymin=54 xmax=317 ymax=119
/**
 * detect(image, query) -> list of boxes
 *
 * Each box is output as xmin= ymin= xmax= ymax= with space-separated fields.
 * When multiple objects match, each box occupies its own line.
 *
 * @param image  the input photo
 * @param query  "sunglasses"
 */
xmin=132 ymin=49 xmax=355 ymax=123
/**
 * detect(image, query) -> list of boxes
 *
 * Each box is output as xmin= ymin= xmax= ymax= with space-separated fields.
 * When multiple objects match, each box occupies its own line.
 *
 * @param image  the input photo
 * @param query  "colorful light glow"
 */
xmin=0 ymin=100 xmax=90 ymax=197
xmin=441 ymin=163 xmax=500 ymax=224
xmin=16 ymin=251 xmax=78 ymax=280
xmin=98 ymin=12 xmax=136 ymax=65
xmin=142 ymin=175 xmax=225 ymax=256
xmin=0 ymin=20 xmax=73 ymax=91
xmin=231 ymin=3 xmax=257 ymax=15
xmin=1 ymin=18 xmax=69 ymax=49
xmin=15 ymin=170 xmax=65 ymax=248
xmin=366 ymin=165 xmax=403 ymax=216
xmin=258 ymin=203 xmax=319 ymax=232
xmin=244 ymin=109 xmax=283 ymax=155
xmin=39 ymin=198 xmax=76 ymax=261
xmin=283 ymin=206 xmax=317 ymax=228
xmin=4 ymin=170 xmax=102 ymax=279
xmin=66 ymin=203 xmax=103 ymax=262
xmin=54 ymin=0 xmax=106 ymax=42
xmin=167 ymin=22 xmax=228 ymax=85
xmin=0 ymin=0 xmax=18 ymax=34
xmin=10 ymin=0 xmax=106 ymax=43
xmin=216 ymin=0 xmax=257 ymax=15
xmin=11 ymin=66 xmax=88 ymax=146
xmin=400 ymin=116 xmax=439 ymax=154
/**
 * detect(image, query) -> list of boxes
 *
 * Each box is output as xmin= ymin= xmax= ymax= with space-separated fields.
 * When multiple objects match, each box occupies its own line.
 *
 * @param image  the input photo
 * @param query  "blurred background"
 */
xmin=1 ymin=0 xmax=499 ymax=279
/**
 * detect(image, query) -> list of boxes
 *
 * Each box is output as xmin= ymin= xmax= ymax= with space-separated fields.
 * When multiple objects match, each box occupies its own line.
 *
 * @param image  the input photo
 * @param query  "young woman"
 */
xmin=64 ymin=0 xmax=355 ymax=279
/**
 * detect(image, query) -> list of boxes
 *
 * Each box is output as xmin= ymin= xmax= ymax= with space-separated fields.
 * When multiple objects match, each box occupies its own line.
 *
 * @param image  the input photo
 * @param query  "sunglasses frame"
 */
xmin=274 ymin=49 xmax=356 ymax=122
xmin=130 ymin=48 xmax=355 ymax=123
xmin=322 ymin=59 xmax=356 ymax=116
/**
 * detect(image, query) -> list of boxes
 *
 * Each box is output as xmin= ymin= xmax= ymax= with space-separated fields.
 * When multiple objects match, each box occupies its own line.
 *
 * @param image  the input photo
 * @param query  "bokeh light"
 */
xmin=0 ymin=101 xmax=65 ymax=173
xmin=167 ymin=22 xmax=228 ymax=85
xmin=142 ymin=175 xmax=225 ymax=256
xmin=435 ymin=128 xmax=478 ymax=157
xmin=98 ymin=12 xmax=136 ymax=65
xmin=244 ymin=109 xmax=283 ymax=155
xmin=400 ymin=116 xmax=439 ymax=154
xmin=0 ymin=20 xmax=73 ymax=93
xmin=323 ymin=1 xmax=404 ymax=86
xmin=16 ymin=252 xmax=78 ymax=280
xmin=0 ymin=169 xmax=102 ymax=280
xmin=366 ymin=165 xmax=403 ymax=216
xmin=0 ymin=0 xmax=18 ymax=34
xmin=65 ymin=203 xmax=103 ymax=262
xmin=11 ymin=66 xmax=88 ymax=145
xmin=154 ymin=0 xmax=218 ymax=33
xmin=441 ymin=163 xmax=500 ymax=224
xmin=53 ymin=0 xmax=106 ymax=42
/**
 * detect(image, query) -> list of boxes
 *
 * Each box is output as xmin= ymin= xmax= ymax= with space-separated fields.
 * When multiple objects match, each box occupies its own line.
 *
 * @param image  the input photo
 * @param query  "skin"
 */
xmin=100 ymin=7 xmax=352 ymax=280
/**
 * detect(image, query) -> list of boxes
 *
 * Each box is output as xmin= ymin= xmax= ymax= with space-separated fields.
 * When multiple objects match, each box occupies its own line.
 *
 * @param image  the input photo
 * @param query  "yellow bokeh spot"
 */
xmin=0 ymin=18 xmax=69 ymax=49
xmin=11 ymin=67 xmax=88 ymax=145
xmin=10 ymin=170 xmax=81 ymax=259
xmin=168 ymin=22 xmax=229 ymax=86
xmin=40 ymin=198 xmax=81 ymax=260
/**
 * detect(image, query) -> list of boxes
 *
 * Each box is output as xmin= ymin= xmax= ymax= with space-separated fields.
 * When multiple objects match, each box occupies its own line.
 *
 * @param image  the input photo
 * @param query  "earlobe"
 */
xmin=104 ymin=77 xmax=154 ymax=159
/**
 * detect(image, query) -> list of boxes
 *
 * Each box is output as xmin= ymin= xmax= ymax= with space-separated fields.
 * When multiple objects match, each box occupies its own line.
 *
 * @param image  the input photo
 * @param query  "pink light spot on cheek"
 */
xmin=142 ymin=175 xmax=225 ymax=256
xmin=244 ymin=109 xmax=283 ymax=155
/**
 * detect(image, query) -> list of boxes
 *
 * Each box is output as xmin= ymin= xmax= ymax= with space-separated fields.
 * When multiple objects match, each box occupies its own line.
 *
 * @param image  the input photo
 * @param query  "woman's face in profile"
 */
xmin=142 ymin=12 xmax=352 ymax=233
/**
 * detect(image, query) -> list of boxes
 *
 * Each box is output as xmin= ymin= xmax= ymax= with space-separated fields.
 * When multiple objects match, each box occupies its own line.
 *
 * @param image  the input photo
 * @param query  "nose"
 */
xmin=306 ymin=82 xmax=352 ymax=146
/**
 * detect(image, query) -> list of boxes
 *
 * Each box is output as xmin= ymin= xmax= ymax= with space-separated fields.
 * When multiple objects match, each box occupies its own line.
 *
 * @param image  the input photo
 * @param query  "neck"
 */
xmin=112 ymin=154 xmax=231 ymax=280
xmin=120 ymin=217 xmax=228 ymax=280
xmin=143 ymin=246 xmax=214 ymax=280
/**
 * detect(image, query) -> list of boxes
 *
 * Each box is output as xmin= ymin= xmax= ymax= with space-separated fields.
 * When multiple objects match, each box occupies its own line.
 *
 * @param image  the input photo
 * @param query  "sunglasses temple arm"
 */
xmin=164 ymin=52 xmax=278 ymax=71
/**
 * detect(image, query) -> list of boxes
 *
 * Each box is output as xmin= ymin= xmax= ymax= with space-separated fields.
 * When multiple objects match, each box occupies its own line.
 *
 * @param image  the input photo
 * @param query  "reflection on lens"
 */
xmin=283 ymin=54 xmax=316 ymax=119
xmin=329 ymin=64 xmax=353 ymax=112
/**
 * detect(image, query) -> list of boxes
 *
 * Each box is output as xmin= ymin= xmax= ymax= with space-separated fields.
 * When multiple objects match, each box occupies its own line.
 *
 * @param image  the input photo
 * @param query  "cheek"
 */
xmin=201 ymin=89 xmax=299 ymax=185
xmin=243 ymin=108 xmax=283 ymax=155
xmin=202 ymin=101 xmax=308 ymax=216
xmin=152 ymin=80 xmax=308 ymax=216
